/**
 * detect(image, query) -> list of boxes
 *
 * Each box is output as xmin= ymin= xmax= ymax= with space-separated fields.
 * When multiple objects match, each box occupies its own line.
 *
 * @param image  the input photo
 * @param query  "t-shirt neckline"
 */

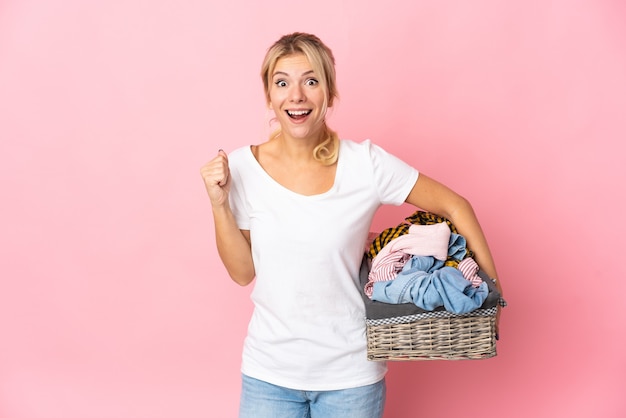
xmin=245 ymin=142 xmax=343 ymax=199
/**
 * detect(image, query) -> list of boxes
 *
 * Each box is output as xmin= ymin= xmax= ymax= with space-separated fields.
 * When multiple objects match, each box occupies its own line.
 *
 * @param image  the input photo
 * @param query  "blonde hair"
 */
xmin=261 ymin=32 xmax=339 ymax=165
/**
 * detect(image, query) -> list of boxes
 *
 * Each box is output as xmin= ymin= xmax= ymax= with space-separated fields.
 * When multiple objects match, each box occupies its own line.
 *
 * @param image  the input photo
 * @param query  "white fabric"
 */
xmin=227 ymin=139 xmax=419 ymax=391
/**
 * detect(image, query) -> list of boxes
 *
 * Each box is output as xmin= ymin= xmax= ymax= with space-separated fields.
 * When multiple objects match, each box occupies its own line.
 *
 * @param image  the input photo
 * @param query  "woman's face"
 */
xmin=268 ymin=53 xmax=327 ymax=142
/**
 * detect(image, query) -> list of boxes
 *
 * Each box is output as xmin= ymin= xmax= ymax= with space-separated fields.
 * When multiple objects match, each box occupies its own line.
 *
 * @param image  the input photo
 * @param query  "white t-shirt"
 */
xmin=228 ymin=139 xmax=419 ymax=391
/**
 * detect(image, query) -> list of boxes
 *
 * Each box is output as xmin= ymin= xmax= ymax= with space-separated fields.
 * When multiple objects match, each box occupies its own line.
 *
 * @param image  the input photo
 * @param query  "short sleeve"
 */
xmin=368 ymin=141 xmax=419 ymax=205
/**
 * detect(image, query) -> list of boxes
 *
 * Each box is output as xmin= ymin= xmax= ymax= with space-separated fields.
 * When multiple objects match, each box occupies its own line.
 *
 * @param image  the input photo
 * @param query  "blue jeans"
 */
xmin=239 ymin=374 xmax=386 ymax=418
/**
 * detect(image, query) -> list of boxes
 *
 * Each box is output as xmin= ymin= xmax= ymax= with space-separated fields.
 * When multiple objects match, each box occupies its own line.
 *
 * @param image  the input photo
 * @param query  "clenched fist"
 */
xmin=200 ymin=149 xmax=230 ymax=207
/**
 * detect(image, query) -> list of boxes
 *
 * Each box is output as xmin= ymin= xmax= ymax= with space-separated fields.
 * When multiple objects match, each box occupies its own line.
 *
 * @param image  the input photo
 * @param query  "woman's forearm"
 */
xmin=212 ymin=204 xmax=255 ymax=286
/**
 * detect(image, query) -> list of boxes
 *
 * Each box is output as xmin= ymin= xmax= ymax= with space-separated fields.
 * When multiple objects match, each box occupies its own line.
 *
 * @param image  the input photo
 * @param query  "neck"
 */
xmin=275 ymin=127 xmax=327 ymax=161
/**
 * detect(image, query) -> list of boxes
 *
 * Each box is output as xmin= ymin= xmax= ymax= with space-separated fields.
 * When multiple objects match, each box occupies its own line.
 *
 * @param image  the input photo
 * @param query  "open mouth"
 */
xmin=286 ymin=109 xmax=312 ymax=120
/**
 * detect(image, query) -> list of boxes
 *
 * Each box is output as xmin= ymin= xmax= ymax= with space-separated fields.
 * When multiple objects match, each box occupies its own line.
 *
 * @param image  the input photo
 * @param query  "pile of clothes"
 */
xmin=364 ymin=211 xmax=488 ymax=315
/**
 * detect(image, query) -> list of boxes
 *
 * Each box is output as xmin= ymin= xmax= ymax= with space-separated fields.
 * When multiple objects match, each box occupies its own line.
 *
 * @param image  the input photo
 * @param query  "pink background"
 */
xmin=1 ymin=0 xmax=625 ymax=417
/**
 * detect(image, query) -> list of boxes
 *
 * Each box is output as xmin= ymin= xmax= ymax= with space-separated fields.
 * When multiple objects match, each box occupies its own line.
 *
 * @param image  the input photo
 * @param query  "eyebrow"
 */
xmin=272 ymin=70 xmax=316 ymax=78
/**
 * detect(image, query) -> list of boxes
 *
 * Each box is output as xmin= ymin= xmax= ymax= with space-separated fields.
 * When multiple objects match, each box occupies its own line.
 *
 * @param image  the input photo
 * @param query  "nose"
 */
xmin=289 ymin=84 xmax=306 ymax=103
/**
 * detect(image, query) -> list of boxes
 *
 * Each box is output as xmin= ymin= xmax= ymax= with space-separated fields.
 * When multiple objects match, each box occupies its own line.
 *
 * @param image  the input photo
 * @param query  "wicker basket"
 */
xmin=359 ymin=257 xmax=500 ymax=361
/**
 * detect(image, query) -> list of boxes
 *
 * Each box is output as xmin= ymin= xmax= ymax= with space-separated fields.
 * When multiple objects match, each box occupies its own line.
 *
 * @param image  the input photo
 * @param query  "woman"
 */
xmin=201 ymin=32 xmax=502 ymax=418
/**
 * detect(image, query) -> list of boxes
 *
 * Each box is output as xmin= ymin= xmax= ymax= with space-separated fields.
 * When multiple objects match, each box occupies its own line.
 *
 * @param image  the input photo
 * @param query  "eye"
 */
xmin=274 ymin=80 xmax=287 ymax=87
xmin=305 ymin=78 xmax=319 ymax=87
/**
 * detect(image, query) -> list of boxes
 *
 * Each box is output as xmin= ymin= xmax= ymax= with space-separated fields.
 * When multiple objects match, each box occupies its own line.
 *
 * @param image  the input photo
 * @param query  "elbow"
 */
xmin=232 ymin=275 xmax=255 ymax=286
xmin=457 ymin=194 xmax=474 ymax=213
xmin=228 ymin=268 xmax=255 ymax=287
xmin=443 ymin=194 xmax=474 ymax=221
